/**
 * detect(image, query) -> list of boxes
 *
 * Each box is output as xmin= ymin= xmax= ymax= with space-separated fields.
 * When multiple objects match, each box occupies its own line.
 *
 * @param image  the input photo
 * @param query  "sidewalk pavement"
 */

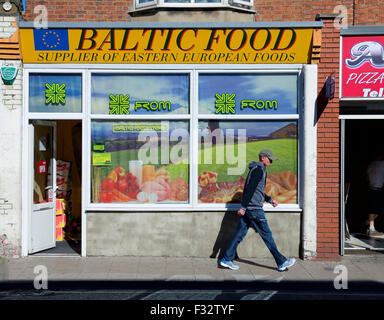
xmin=2 ymin=253 xmax=384 ymax=283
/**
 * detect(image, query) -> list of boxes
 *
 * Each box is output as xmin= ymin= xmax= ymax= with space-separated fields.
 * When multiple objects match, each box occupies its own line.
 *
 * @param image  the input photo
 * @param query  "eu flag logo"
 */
xmin=34 ymin=29 xmax=69 ymax=51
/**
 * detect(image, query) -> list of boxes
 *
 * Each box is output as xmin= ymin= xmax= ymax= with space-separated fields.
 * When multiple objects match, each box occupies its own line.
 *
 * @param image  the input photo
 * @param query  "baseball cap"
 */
xmin=259 ymin=149 xmax=277 ymax=161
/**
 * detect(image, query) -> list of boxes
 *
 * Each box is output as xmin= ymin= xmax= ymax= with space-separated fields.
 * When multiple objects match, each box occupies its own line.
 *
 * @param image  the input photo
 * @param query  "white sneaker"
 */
xmin=278 ymin=258 xmax=296 ymax=272
xmin=220 ymin=258 xmax=240 ymax=270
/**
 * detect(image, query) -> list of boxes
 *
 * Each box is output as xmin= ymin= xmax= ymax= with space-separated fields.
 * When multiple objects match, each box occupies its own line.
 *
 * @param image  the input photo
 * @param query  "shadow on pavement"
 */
xmin=1 ymin=279 xmax=384 ymax=300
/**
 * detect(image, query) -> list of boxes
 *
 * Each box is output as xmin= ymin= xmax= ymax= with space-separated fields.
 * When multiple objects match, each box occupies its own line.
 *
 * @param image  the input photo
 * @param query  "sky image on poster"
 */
xmin=29 ymin=74 xmax=82 ymax=113
xmin=91 ymin=73 xmax=189 ymax=115
xmin=199 ymin=73 xmax=298 ymax=114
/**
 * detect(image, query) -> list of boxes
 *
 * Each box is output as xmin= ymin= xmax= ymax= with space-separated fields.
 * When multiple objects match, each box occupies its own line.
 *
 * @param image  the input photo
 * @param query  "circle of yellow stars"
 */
xmin=42 ymin=31 xmax=61 ymax=49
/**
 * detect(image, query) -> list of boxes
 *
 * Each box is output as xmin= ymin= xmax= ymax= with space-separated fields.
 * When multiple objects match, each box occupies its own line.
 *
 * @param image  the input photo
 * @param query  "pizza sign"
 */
xmin=342 ymin=36 xmax=384 ymax=99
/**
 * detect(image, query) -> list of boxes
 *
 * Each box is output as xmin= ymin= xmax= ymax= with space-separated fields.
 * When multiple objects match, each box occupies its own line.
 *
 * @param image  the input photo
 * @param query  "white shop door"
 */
xmin=29 ymin=121 xmax=57 ymax=254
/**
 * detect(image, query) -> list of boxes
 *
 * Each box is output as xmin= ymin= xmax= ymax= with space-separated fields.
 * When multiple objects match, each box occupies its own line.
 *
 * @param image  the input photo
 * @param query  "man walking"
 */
xmin=220 ymin=149 xmax=296 ymax=272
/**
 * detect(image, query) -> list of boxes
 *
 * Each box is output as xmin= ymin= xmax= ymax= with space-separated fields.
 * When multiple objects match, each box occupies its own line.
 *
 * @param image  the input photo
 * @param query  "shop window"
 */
xmin=29 ymin=73 xmax=82 ymax=113
xmin=197 ymin=73 xmax=299 ymax=205
xmin=91 ymin=120 xmax=189 ymax=204
xmin=198 ymin=73 xmax=298 ymax=115
xmin=165 ymin=0 xmax=221 ymax=3
xmin=90 ymin=72 xmax=190 ymax=205
xmin=91 ymin=73 xmax=189 ymax=115
xmin=198 ymin=120 xmax=298 ymax=204
xmin=89 ymin=71 xmax=299 ymax=208
xmin=136 ymin=0 xmax=157 ymax=9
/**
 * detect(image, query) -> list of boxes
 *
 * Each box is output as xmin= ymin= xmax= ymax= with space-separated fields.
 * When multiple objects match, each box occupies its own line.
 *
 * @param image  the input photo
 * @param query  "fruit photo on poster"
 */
xmin=91 ymin=120 xmax=189 ymax=204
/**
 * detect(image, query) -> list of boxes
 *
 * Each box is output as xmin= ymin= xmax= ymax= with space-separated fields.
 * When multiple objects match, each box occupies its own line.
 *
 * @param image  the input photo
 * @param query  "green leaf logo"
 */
xmin=45 ymin=83 xmax=66 ymax=105
xmin=109 ymin=94 xmax=130 ymax=115
xmin=215 ymin=93 xmax=236 ymax=114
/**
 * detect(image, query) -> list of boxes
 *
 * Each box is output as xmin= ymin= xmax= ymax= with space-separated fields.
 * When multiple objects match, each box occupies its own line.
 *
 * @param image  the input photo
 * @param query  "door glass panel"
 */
xmin=33 ymin=125 xmax=54 ymax=204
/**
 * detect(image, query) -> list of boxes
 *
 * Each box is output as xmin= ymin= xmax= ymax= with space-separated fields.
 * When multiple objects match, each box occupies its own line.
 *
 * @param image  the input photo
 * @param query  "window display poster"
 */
xmin=91 ymin=120 xmax=297 ymax=205
xmin=91 ymin=120 xmax=189 ymax=204
xmin=199 ymin=73 xmax=298 ymax=114
xmin=198 ymin=121 xmax=298 ymax=204
xmin=29 ymin=73 xmax=82 ymax=113
xmin=91 ymin=73 xmax=189 ymax=115
xmin=89 ymin=73 xmax=298 ymax=205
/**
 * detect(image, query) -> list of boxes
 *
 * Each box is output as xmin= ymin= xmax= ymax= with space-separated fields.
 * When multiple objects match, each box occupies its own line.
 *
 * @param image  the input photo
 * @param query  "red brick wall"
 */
xmin=22 ymin=0 xmax=384 ymax=24
xmin=22 ymin=1 xmax=133 ymax=21
xmin=255 ymin=0 xmax=383 ymax=25
xmin=255 ymin=1 xmax=353 ymax=23
xmin=316 ymin=18 xmax=341 ymax=260
xmin=354 ymin=0 xmax=384 ymax=25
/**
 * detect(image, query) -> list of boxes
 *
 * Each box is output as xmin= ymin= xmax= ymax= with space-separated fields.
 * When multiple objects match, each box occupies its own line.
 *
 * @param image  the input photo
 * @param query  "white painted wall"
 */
xmin=0 ymin=16 xmax=22 ymax=257
xmin=302 ymin=64 xmax=318 ymax=259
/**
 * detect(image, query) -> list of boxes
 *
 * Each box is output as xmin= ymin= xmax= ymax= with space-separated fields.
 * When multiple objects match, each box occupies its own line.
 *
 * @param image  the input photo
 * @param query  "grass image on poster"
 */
xmin=197 ymin=121 xmax=298 ymax=204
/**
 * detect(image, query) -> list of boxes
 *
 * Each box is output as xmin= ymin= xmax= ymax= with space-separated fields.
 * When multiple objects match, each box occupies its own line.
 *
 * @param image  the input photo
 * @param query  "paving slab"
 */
xmin=2 ymin=254 xmax=384 ymax=285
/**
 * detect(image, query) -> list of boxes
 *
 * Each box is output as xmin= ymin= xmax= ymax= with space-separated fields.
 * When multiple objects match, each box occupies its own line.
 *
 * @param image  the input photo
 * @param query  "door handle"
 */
xmin=45 ymin=186 xmax=58 ymax=192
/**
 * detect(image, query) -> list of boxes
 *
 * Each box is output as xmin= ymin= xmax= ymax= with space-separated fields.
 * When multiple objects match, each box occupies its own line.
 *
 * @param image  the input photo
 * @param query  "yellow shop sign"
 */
xmin=20 ymin=27 xmax=315 ymax=64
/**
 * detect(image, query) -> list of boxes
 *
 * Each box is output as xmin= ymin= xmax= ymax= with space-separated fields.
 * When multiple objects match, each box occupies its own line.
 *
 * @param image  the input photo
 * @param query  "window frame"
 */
xmin=195 ymin=69 xmax=301 ymax=211
xmin=88 ymin=69 xmax=193 ymax=210
xmin=25 ymin=65 xmax=303 ymax=212
xmin=134 ymin=0 xmax=255 ymax=12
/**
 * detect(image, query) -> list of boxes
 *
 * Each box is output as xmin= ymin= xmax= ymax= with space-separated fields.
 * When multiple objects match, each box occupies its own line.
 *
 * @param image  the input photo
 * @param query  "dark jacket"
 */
xmin=240 ymin=161 xmax=273 ymax=210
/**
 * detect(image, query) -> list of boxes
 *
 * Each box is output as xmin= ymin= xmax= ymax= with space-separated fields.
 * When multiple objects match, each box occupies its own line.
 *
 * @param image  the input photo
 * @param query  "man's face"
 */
xmin=261 ymin=156 xmax=272 ymax=166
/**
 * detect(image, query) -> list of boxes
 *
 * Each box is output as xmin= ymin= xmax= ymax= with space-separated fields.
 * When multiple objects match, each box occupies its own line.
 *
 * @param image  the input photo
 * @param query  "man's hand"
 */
xmin=237 ymin=208 xmax=246 ymax=216
xmin=271 ymin=200 xmax=278 ymax=207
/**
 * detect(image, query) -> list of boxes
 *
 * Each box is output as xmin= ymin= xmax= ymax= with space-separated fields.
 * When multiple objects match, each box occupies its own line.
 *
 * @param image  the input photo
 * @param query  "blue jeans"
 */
xmin=223 ymin=209 xmax=287 ymax=266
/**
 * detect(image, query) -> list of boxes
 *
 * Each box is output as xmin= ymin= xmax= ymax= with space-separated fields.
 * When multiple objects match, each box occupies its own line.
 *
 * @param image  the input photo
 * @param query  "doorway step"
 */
xmin=30 ymin=239 xmax=81 ymax=256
